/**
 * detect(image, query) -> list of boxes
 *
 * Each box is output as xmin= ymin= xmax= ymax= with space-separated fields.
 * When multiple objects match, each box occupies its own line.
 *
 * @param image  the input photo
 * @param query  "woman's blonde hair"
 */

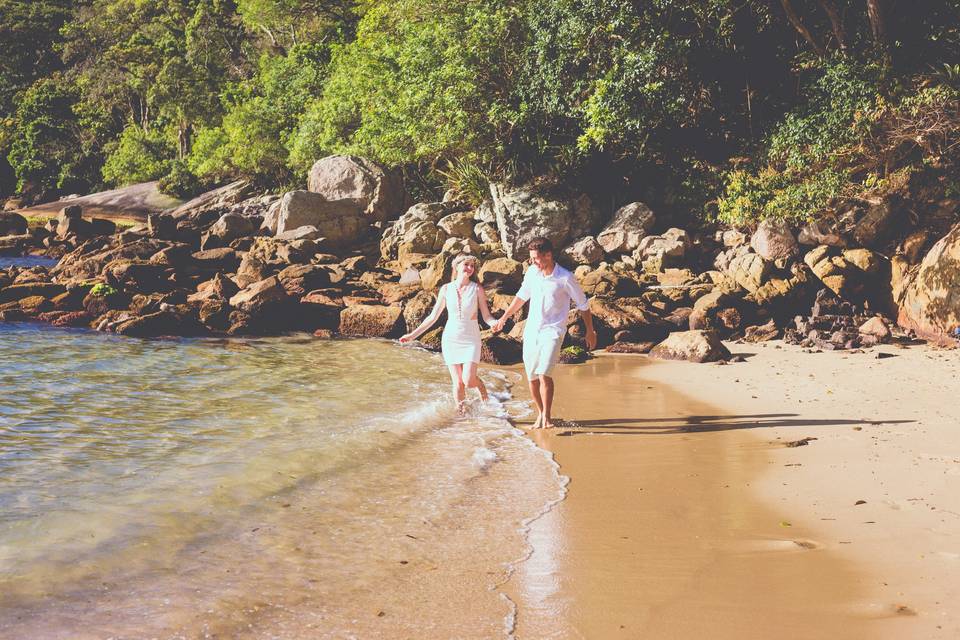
xmin=450 ymin=254 xmax=481 ymax=283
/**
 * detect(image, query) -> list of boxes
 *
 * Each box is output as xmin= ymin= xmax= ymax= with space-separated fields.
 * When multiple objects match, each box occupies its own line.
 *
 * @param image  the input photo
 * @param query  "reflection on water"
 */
xmin=0 ymin=325 xmax=563 ymax=638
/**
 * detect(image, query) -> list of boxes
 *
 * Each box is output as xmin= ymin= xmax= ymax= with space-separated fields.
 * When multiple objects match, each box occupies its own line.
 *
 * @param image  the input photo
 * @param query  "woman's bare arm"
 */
xmin=477 ymin=286 xmax=497 ymax=328
xmin=400 ymin=286 xmax=446 ymax=342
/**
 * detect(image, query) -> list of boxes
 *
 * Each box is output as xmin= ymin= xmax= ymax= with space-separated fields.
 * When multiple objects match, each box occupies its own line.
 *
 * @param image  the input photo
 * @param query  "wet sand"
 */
xmin=500 ymin=350 xmax=953 ymax=639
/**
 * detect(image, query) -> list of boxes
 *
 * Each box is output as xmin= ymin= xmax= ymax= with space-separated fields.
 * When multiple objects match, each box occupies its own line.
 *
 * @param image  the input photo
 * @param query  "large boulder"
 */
xmin=561 ymin=236 xmax=604 ymax=266
xmin=478 ymin=257 xmax=524 ymax=289
xmin=897 ymin=222 xmax=960 ymax=343
xmin=596 ymin=202 xmax=656 ymax=254
xmin=489 ymin=182 xmax=599 ymax=259
xmin=649 ymin=330 xmax=731 ymax=363
xmin=339 ymin=304 xmax=404 ymax=338
xmin=307 ymin=155 xmax=405 ymax=222
xmin=380 ymin=202 xmax=453 ymax=265
xmin=0 ymin=212 xmax=28 ymax=236
xmin=275 ymin=191 xmax=366 ymax=250
xmin=229 ymin=276 xmax=288 ymax=313
xmin=751 ymin=218 xmax=798 ymax=261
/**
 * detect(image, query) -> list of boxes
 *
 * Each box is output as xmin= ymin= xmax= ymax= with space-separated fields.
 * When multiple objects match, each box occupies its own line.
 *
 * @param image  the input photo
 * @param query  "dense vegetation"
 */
xmin=1 ymin=0 xmax=958 ymax=225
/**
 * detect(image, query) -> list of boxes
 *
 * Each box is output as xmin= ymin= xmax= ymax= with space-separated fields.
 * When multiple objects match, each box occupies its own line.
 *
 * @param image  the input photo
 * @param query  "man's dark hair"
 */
xmin=527 ymin=237 xmax=554 ymax=254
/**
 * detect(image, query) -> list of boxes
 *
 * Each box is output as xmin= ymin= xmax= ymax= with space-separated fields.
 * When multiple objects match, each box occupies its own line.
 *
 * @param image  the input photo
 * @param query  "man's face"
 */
xmin=529 ymin=249 xmax=553 ymax=272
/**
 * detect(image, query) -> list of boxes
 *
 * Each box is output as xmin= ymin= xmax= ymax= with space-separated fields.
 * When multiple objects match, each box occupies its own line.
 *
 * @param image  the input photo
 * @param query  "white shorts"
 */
xmin=523 ymin=331 xmax=564 ymax=379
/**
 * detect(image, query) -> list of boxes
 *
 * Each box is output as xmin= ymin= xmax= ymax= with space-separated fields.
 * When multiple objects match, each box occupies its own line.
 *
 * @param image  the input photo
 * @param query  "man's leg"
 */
xmin=528 ymin=377 xmax=544 ymax=428
xmin=537 ymin=375 xmax=555 ymax=428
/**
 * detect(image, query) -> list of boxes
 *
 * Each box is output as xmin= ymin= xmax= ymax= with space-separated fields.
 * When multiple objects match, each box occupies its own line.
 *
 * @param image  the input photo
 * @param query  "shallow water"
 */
xmin=0 ymin=325 xmax=563 ymax=638
xmin=0 ymin=256 xmax=58 ymax=269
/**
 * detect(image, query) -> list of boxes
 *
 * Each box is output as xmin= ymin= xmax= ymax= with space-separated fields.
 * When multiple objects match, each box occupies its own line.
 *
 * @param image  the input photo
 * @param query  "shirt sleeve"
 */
xmin=565 ymin=273 xmax=590 ymax=311
xmin=516 ymin=268 xmax=532 ymax=301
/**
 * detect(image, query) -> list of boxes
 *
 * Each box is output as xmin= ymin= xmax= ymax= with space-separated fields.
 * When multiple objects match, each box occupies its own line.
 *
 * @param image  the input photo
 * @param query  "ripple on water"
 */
xmin=0 ymin=326 xmax=563 ymax=639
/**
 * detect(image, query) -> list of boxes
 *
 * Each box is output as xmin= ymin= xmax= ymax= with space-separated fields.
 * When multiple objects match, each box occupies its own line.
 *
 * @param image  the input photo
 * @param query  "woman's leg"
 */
xmin=461 ymin=361 xmax=488 ymax=402
xmin=448 ymin=364 xmax=466 ymax=413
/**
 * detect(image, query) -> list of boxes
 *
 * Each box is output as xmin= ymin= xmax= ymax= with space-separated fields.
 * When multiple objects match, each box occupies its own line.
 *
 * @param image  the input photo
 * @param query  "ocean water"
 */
xmin=0 ymin=256 xmax=59 ymax=269
xmin=0 ymin=325 xmax=564 ymax=638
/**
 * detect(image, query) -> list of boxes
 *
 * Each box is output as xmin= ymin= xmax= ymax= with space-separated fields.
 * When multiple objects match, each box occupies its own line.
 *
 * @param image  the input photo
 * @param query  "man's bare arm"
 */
xmin=579 ymin=309 xmax=597 ymax=350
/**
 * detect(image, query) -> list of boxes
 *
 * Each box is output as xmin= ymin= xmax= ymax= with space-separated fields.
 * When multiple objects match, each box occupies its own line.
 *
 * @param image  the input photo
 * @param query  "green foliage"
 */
xmin=716 ymin=166 xmax=849 ymax=225
xmin=158 ymin=160 xmax=203 ymax=198
xmin=6 ymin=76 xmax=99 ymax=197
xmin=434 ymin=158 xmax=490 ymax=205
xmin=288 ymin=0 xmax=519 ymax=171
xmin=89 ymin=283 xmax=118 ymax=297
xmin=101 ymin=125 xmax=174 ymax=186
xmin=189 ymin=44 xmax=330 ymax=183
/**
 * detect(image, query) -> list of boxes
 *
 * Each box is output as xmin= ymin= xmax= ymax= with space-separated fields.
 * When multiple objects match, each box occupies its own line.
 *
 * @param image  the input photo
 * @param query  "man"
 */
xmin=493 ymin=237 xmax=596 ymax=428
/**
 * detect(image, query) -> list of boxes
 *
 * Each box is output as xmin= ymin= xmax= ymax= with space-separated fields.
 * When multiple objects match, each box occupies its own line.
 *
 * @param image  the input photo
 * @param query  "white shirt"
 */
xmin=516 ymin=263 xmax=590 ymax=339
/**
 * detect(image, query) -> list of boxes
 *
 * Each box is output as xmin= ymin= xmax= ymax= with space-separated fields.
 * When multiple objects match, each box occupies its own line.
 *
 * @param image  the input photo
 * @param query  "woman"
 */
xmin=400 ymin=254 xmax=498 ymax=413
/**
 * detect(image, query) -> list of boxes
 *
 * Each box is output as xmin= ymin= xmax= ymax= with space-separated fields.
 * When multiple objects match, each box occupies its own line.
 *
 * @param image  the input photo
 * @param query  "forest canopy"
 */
xmin=1 ymin=0 xmax=958 ymax=223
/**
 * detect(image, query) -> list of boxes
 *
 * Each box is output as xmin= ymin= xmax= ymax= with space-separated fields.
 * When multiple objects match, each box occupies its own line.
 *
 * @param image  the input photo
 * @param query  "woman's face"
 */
xmin=459 ymin=260 xmax=477 ymax=279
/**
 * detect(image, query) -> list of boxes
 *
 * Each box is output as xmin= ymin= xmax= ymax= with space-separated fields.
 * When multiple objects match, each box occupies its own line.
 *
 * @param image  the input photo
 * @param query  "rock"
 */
xmin=56 ymin=216 xmax=92 ymax=239
xmin=750 ymin=219 xmax=798 ymax=261
xmin=260 ymin=200 xmax=284 ymax=235
xmin=274 ymin=191 xmax=366 ymax=250
xmin=743 ymin=319 xmax=780 ymax=342
xmin=588 ymin=297 xmax=669 ymax=344
xmin=234 ymin=254 xmax=272 ymax=289
xmin=188 ymin=272 xmax=240 ymax=303
xmin=649 ymin=330 xmax=732 ymax=363
xmin=339 ymin=304 xmax=404 ymax=338
xmin=900 ymin=230 xmax=929 ymax=264
xmin=798 ymin=221 xmax=845 ymax=247
xmin=0 ymin=212 xmax=28 ymax=236
xmin=897 ymin=222 xmax=960 ymax=343
xmin=229 ymin=276 xmax=288 ymax=313
xmin=419 ymin=251 xmax=454 ymax=291
xmin=636 ymin=228 xmax=690 ymax=264
xmin=192 ymin=247 xmax=241 ymax=272
xmin=842 ymin=248 xmax=884 ymax=277
xmin=0 ymin=282 xmax=66 ymax=304
xmin=725 ymin=252 xmax=771 ymax=293
xmin=104 ymin=259 xmax=169 ymax=292
xmin=205 ymin=213 xmax=256 ymax=246
xmin=474 ymin=221 xmax=499 ymax=244
xmin=853 ymin=196 xmax=899 ymax=248
xmin=577 ymin=265 xmax=643 ymax=297
xmin=402 ymin=290 xmax=438 ymax=332
xmin=115 ymin=310 xmax=193 ymax=337
xmin=306 ymin=155 xmax=405 ymax=222
xmin=688 ymin=290 xmax=735 ymax=331
xmin=277 ymin=264 xmax=332 ymax=297
xmin=480 ymin=333 xmax=523 ymax=365
xmin=720 ymin=229 xmax=748 ymax=248
xmin=858 ymin=316 xmax=891 ymax=341
xmin=49 ymin=310 xmax=93 ymax=327
xmin=198 ymin=300 xmax=231 ymax=331
xmin=275 ymin=225 xmax=322 ymax=241
xmin=596 ymin=202 xmax=656 ymax=254
xmin=489 ymin=182 xmax=599 ymax=259
xmin=380 ymin=202 xmax=452 ymax=264
xmin=561 ymin=236 xmax=604 ymax=266
xmin=437 ymin=211 xmax=476 ymax=238
xmin=478 ymin=257 xmax=524 ymax=289
xmin=605 ymin=341 xmax=657 ymax=354
xmin=168 ymin=180 xmax=254 ymax=219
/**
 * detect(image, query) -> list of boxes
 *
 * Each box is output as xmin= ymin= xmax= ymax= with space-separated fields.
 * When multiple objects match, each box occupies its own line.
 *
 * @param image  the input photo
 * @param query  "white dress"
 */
xmin=441 ymin=281 xmax=482 ymax=365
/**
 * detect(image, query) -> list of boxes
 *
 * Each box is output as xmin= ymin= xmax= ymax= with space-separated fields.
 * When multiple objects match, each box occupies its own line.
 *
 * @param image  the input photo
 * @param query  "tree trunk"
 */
xmin=178 ymin=122 xmax=192 ymax=160
xmin=779 ymin=0 xmax=827 ymax=57
xmin=817 ymin=0 xmax=847 ymax=51
xmin=866 ymin=0 xmax=890 ymax=63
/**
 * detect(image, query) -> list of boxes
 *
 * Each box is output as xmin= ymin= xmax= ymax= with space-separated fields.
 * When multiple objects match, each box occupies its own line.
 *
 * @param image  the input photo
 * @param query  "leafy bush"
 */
xmin=101 ymin=124 xmax=174 ymax=186
xmin=89 ymin=283 xmax=118 ymax=297
xmin=158 ymin=160 xmax=203 ymax=198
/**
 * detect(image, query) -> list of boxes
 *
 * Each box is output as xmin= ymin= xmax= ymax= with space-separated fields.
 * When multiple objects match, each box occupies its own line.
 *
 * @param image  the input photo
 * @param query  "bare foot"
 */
xmin=542 ymin=417 xmax=556 ymax=429
xmin=456 ymin=401 xmax=467 ymax=417
xmin=531 ymin=414 xmax=544 ymax=429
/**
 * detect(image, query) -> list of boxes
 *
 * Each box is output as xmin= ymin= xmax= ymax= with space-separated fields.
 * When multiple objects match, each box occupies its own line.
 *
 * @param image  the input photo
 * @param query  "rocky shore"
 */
xmin=1 ymin=155 xmax=958 ymax=363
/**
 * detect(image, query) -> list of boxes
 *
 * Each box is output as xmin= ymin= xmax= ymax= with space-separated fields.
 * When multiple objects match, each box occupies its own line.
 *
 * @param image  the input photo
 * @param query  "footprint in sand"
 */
xmin=733 ymin=538 xmax=822 ymax=554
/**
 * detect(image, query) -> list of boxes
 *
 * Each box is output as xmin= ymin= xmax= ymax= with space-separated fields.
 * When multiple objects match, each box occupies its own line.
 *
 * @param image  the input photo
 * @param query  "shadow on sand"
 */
xmin=513 ymin=413 xmax=914 ymax=435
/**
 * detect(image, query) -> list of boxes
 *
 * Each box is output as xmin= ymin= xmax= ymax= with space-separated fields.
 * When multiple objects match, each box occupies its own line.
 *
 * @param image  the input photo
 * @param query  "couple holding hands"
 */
xmin=399 ymin=237 xmax=596 ymax=428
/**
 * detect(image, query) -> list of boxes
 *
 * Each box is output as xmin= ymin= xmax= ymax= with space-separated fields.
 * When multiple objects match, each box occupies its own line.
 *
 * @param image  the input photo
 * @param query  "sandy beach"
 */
xmin=503 ymin=343 xmax=959 ymax=639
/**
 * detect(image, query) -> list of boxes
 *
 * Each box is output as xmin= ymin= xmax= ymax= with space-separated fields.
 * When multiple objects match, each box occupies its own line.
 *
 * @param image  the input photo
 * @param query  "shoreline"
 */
xmin=500 ymin=348 xmax=957 ymax=638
